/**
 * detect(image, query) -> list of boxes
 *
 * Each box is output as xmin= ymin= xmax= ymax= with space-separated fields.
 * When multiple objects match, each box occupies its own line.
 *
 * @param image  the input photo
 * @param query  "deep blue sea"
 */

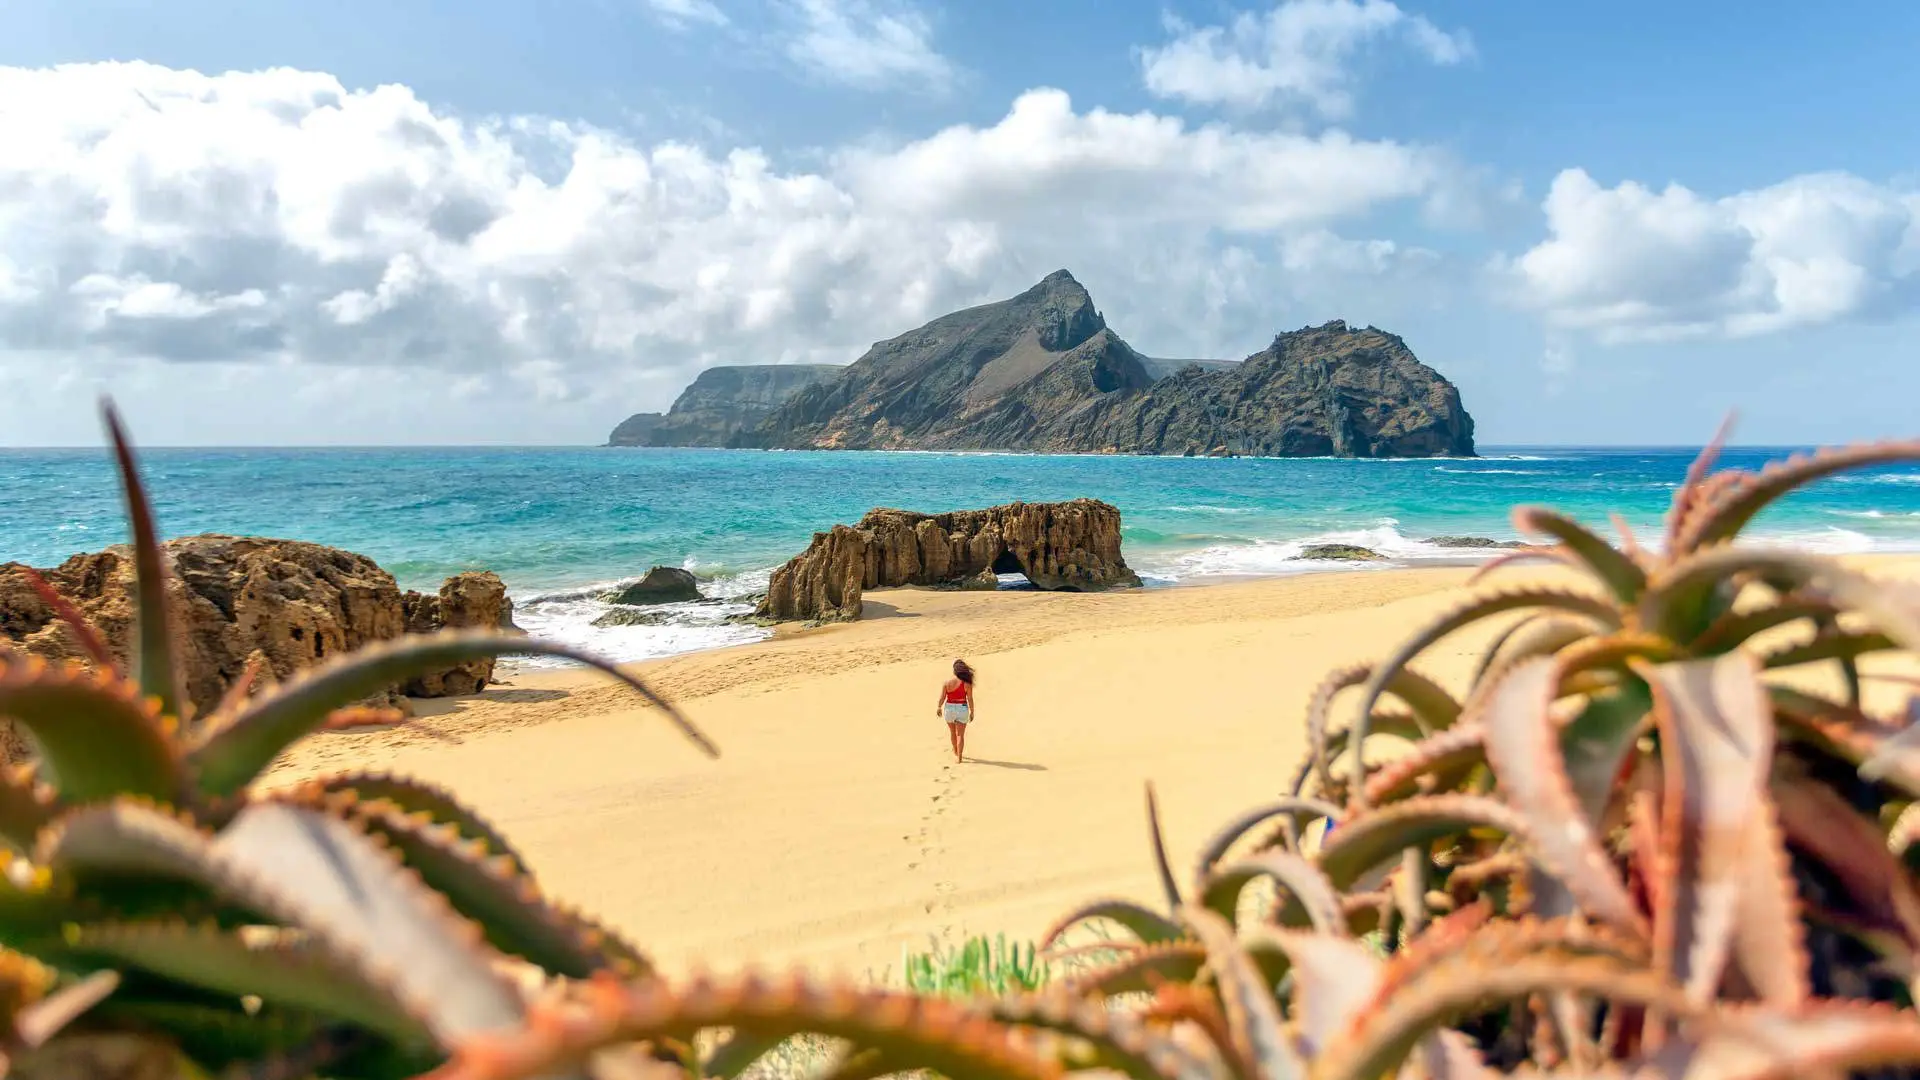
xmin=5 ymin=445 xmax=1920 ymax=666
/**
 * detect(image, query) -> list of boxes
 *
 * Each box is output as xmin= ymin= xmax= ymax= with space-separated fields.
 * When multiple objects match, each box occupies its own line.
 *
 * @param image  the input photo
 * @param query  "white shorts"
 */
xmin=942 ymin=702 xmax=970 ymax=725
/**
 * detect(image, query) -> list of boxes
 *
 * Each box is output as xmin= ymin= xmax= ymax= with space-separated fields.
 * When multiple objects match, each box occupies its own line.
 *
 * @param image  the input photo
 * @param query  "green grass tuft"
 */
xmin=899 ymin=934 xmax=1050 ymax=999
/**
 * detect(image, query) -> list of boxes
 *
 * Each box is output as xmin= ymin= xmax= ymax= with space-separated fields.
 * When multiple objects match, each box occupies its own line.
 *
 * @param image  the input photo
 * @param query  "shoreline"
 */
xmin=267 ymin=553 xmax=1920 ymax=981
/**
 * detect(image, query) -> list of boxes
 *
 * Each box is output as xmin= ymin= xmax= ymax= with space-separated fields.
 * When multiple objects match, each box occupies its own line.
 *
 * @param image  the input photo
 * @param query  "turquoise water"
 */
xmin=5 ymin=445 xmax=1919 ymax=664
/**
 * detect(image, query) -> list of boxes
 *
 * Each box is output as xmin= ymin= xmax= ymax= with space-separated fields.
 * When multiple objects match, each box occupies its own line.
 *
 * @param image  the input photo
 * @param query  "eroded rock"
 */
xmin=602 ymin=567 xmax=700 ymax=605
xmin=0 ymin=535 xmax=518 ymax=722
xmin=757 ymin=499 xmax=1139 ymax=622
xmin=1295 ymin=544 xmax=1386 ymax=561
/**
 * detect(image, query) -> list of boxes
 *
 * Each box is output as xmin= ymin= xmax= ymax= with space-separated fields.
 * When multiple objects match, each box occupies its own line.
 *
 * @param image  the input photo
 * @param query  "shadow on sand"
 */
xmin=963 ymin=757 xmax=1048 ymax=772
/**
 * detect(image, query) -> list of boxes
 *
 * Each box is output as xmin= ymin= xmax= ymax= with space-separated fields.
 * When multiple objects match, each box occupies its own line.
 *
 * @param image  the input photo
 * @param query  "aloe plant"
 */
xmin=0 ymin=402 xmax=729 ymax=1078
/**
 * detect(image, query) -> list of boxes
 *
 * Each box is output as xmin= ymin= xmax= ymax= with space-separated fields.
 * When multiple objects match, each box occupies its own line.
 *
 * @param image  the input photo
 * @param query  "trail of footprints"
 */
xmin=904 ymin=762 xmax=966 ymax=937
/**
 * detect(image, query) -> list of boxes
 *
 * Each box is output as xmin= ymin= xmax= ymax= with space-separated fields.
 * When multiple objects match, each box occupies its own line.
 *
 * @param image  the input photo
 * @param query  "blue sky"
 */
xmin=1 ymin=0 xmax=1915 ymax=446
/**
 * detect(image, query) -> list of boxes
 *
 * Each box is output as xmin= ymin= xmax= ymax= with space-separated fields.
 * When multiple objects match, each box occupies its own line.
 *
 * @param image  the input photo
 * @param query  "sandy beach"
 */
xmin=263 ymin=556 xmax=1920 ymax=983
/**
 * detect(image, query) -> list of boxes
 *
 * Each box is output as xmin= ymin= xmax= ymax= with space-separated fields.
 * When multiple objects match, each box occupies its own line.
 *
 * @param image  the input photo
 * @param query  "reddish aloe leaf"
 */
xmin=1190 ymin=797 xmax=1339 ymax=878
xmin=1348 ymin=586 xmax=1620 ymax=808
xmin=1315 ymin=794 xmax=1528 ymax=892
xmin=1037 ymin=899 xmax=1185 ymax=951
xmin=1143 ymin=784 xmax=1181 ymax=914
xmin=1479 ymin=656 xmax=1644 ymax=937
xmin=1288 ymin=712 xmax=1425 ymax=802
xmin=0 ymin=763 xmax=57 ymax=854
xmin=15 ymin=567 xmax=114 ymax=673
xmin=0 ymin=657 xmax=182 ymax=803
xmin=1641 ymin=547 xmax=1830 ymax=644
xmin=1360 ymin=723 xmax=1486 ymax=805
xmin=1679 ymin=438 xmax=1920 ymax=554
xmin=1772 ymin=769 xmax=1919 ymax=959
xmin=1301 ymin=664 xmax=1459 ymax=799
xmin=1640 ymin=1001 xmax=1920 ymax=1080
xmin=1638 ymin=652 xmax=1783 ymax=1006
xmin=1693 ymin=594 xmax=1845 ymax=654
xmin=1057 ymin=941 xmax=1206 ymax=1001
xmin=1259 ymin=927 xmax=1382 ymax=1060
xmin=1313 ymin=929 xmax=1678 ymax=1080
xmin=1180 ymin=906 xmax=1303 ymax=1080
xmin=426 ymin=972 xmax=1077 ymax=1080
xmin=1511 ymin=507 xmax=1648 ymax=604
xmin=1197 ymin=849 xmax=1344 ymax=934
xmin=1662 ymin=410 xmax=1737 ymax=557
xmin=982 ymin=986 xmax=1212 ymax=1080
xmin=99 ymin=400 xmax=189 ymax=722
xmin=1559 ymin=681 xmax=1654 ymax=828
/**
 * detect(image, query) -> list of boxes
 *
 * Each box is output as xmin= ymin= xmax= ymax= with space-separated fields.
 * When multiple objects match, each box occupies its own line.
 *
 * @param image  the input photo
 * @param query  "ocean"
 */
xmin=4 ymin=445 xmax=1919 ymax=668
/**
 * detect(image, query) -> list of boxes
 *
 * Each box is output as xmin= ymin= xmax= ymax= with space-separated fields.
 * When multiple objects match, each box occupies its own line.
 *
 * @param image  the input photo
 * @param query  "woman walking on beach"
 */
xmin=936 ymin=659 xmax=976 ymax=763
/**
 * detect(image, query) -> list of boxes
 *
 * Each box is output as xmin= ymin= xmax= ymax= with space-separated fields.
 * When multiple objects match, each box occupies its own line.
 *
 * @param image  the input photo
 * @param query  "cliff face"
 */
xmin=607 ymin=364 xmax=843 ymax=447
xmin=734 ymin=271 xmax=1157 ymax=451
xmin=1048 ymin=321 xmax=1477 ymax=458
xmin=733 ymin=271 xmax=1475 ymax=458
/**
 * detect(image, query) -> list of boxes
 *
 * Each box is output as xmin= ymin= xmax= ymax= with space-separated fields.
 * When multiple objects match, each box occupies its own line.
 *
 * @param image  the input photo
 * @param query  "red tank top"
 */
xmin=944 ymin=680 xmax=969 ymax=703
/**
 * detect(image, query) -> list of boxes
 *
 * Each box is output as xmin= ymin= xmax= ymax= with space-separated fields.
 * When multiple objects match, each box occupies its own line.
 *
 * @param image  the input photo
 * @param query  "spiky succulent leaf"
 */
xmin=0 ymin=766 xmax=58 ymax=854
xmin=1315 ymin=794 xmax=1528 ymax=892
xmin=1180 ymin=906 xmax=1302 ymax=1080
xmin=100 ymin=401 xmax=190 ymax=723
xmin=1511 ymin=507 xmax=1648 ymax=603
xmin=37 ymin=798 xmax=526 ymax=1044
xmin=1676 ymin=439 xmax=1920 ymax=554
xmin=187 ymin=629 xmax=717 ymax=799
xmin=322 ymin=792 xmax=651 ymax=979
xmin=1348 ymin=587 xmax=1621 ymax=806
xmin=1197 ymin=849 xmax=1344 ymax=934
xmin=287 ymin=773 xmax=527 ymax=870
xmin=1189 ymin=797 xmax=1339 ymax=882
xmin=982 ymin=986 xmax=1218 ymax=1080
xmin=47 ymin=919 xmax=431 ymax=1048
xmin=1038 ymin=900 xmax=1185 ymax=952
xmin=13 ymin=567 xmax=114 ymax=673
xmin=1479 ymin=656 xmax=1644 ymax=937
xmin=421 ymin=972 xmax=1090 ymax=1080
xmin=1638 ymin=652 xmax=1808 ymax=1008
xmin=0 ymin=658 xmax=181 ymax=803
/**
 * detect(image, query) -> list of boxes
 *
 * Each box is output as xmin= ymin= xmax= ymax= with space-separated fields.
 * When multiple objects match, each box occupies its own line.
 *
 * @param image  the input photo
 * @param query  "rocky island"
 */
xmin=607 ymin=364 xmax=842 ymax=447
xmin=606 ymin=270 xmax=1475 ymax=458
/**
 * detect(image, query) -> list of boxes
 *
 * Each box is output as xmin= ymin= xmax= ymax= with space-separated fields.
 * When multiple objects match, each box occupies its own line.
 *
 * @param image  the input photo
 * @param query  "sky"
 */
xmin=1 ymin=0 xmax=1916 ymax=447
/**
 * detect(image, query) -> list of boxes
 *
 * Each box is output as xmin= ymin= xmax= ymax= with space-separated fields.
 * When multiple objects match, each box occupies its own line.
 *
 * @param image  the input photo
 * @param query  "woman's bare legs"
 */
xmin=947 ymin=721 xmax=966 ymax=763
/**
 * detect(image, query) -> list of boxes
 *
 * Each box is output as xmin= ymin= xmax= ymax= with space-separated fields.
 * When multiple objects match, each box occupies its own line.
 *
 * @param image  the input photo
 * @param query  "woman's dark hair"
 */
xmin=952 ymin=658 xmax=974 ymax=684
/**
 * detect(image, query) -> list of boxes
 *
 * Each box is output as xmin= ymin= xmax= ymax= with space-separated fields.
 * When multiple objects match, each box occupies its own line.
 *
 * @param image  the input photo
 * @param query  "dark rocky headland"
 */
xmin=607 ymin=270 xmax=1475 ymax=458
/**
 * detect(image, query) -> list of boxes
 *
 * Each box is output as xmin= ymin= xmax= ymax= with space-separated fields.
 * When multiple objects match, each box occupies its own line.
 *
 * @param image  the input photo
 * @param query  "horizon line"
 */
xmin=0 ymin=442 xmax=1871 ymax=452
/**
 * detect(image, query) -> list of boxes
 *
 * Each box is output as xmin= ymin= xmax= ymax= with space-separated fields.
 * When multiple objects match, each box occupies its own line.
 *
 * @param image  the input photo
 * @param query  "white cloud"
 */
xmin=1138 ymin=0 xmax=1473 ymax=117
xmin=0 ymin=62 xmax=1455 ymax=442
xmin=777 ymin=0 xmax=954 ymax=92
xmin=642 ymin=0 xmax=729 ymax=28
xmin=1500 ymin=168 xmax=1920 ymax=343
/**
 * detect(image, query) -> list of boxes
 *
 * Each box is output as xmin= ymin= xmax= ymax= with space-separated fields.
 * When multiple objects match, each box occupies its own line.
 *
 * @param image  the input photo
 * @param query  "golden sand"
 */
xmin=264 ymin=556 xmax=1920 ymax=981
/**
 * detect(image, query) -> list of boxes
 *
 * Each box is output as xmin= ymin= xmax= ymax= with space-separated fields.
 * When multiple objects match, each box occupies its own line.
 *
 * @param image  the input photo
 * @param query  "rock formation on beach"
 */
xmin=0 ymin=535 xmax=519 ymax=715
xmin=602 ymin=566 xmax=701 ymax=605
xmin=757 ymin=499 xmax=1140 ymax=622
xmin=697 ymin=270 xmax=1476 ymax=457
xmin=607 ymin=364 xmax=844 ymax=447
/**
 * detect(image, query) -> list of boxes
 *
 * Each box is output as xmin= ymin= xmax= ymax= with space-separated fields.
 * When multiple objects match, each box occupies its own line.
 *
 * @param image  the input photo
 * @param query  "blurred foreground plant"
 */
xmin=14 ymin=409 xmax=1920 ymax=1079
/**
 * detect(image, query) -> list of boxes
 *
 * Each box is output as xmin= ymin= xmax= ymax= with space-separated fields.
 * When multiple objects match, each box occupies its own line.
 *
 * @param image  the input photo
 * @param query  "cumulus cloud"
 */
xmin=1138 ymin=0 xmax=1473 ymax=117
xmin=776 ymin=0 xmax=954 ymax=91
xmin=0 ymin=62 xmax=1455 ymax=442
xmin=1500 ymin=168 xmax=1920 ymax=343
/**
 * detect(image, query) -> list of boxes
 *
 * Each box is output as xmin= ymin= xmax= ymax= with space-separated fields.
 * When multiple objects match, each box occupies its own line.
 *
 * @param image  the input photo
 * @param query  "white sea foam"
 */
xmin=504 ymin=562 xmax=773 ymax=669
xmin=1133 ymin=522 xmax=1512 ymax=581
